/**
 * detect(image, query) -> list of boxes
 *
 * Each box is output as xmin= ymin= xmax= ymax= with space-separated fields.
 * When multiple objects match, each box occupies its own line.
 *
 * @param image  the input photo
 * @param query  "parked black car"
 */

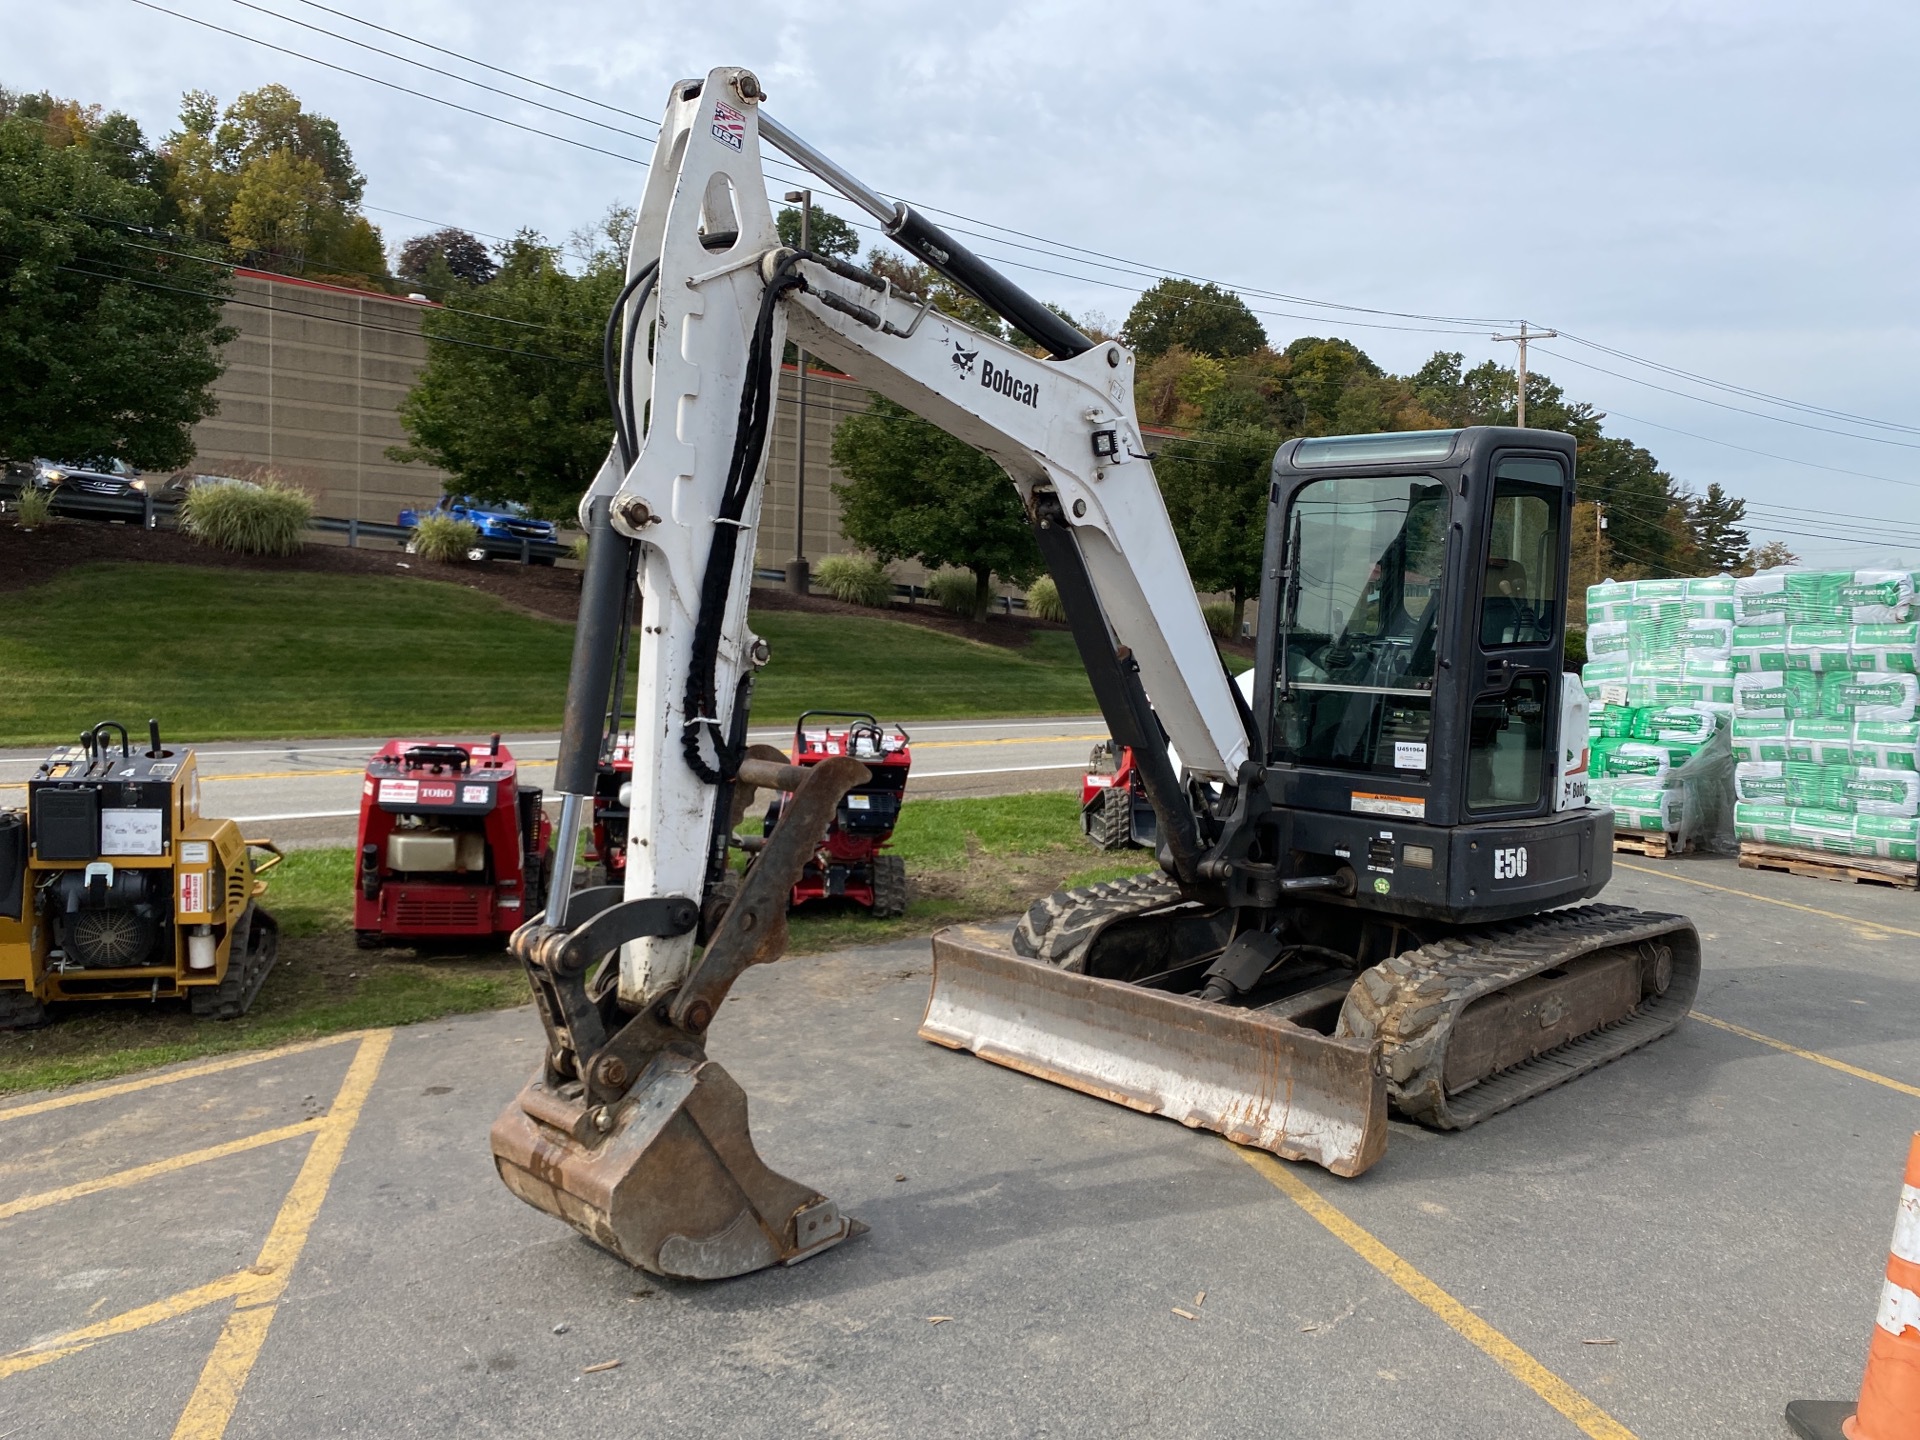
xmin=30 ymin=458 xmax=183 ymax=521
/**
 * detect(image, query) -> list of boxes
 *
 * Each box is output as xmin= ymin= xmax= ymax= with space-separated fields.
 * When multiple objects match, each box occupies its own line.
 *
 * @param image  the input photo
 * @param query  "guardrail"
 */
xmin=750 ymin=566 xmax=1031 ymax=613
xmin=0 ymin=479 xmax=569 ymax=565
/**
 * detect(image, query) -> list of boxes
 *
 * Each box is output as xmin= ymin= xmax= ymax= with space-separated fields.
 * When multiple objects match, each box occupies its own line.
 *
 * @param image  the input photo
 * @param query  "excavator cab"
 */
xmin=1253 ymin=427 xmax=1603 ymax=924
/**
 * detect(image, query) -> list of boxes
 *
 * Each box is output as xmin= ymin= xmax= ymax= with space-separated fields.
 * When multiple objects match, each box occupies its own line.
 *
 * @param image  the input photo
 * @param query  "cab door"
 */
xmin=1465 ymin=454 xmax=1570 ymax=819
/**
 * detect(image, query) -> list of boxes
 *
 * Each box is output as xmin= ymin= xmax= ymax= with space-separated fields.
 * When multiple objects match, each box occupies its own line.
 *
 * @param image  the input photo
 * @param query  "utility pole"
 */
xmin=783 ymin=188 xmax=812 ymax=595
xmin=1491 ymin=320 xmax=1557 ymax=428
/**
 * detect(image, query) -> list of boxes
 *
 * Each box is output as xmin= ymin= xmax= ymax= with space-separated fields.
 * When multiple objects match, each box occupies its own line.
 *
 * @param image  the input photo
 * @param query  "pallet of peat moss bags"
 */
xmin=1582 ymin=576 xmax=1737 ymax=851
xmin=1729 ymin=567 xmax=1920 ymax=876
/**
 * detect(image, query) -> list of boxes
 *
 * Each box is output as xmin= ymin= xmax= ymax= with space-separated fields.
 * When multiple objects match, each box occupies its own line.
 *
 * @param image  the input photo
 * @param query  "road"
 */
xmin=0 ymin=717 xmax=1106 ymax=847
xmin=1 ymin=853 xmax=1914 ymax=1437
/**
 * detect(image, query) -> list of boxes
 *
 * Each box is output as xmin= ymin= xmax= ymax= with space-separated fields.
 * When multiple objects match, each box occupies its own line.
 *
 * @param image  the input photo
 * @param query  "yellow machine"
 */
xmin=0 ymin=720 xmax=280 ymax=1027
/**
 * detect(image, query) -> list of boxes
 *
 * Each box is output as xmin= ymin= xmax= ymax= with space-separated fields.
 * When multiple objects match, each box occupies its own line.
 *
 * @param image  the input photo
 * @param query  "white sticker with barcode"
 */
xmin=1394 ymin=742 xmax=1428 ymax=770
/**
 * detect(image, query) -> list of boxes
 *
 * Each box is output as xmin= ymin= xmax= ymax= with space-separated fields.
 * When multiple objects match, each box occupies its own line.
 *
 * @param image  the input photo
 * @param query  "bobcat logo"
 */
xmin=950 ymin=342 xmax=979 ymax=378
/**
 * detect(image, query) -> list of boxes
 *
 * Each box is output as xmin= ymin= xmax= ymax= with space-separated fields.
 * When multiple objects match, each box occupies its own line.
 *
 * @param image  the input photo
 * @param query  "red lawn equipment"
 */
xmin=587 ymin=727 xmax=634 ymax=886
xmin=1080 ymin=739 xmax=1155 ymax=851
xmin=354 ymin=736 xmax=552 ymax=948
xmin=754 ymin=712 xmax=911 ymax=917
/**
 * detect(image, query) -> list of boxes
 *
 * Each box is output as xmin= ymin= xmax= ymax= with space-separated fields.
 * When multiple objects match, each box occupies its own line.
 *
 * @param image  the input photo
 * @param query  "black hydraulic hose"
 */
xmin=679 ymin=251 xmax=808 ymax=784
xmin=601 ymin=260 xmax=659 ymax=470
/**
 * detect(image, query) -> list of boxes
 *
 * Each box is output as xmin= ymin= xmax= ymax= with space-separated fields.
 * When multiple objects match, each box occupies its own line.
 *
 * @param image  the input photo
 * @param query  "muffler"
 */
xmin=491 ymin=754 xmax=870 ymax=1279
xmin=920 ymin=925 xmax=1388 ymax=1177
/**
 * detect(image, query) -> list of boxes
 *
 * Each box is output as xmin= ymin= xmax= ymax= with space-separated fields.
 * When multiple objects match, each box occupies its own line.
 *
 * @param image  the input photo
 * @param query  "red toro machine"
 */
xmin=757 ymin=712 xmax=911 ymax=917
xmin=1080 ymin=739 xmax=1153 ymax=851
xmin=354 ymin=736 xmax=552 ymax=948
xmin=587 ymin=727 xmax=634 ymax=887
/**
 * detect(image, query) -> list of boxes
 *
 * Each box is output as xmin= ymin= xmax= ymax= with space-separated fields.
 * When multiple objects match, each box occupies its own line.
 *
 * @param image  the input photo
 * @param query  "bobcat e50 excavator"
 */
xmin=490 ymin=67 xmax=1700 ymax=1280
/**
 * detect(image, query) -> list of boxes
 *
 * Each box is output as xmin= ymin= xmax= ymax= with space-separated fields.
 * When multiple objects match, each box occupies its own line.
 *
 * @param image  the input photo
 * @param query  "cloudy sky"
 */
xmin=17 ymin=0 xmax=1920 ymax=565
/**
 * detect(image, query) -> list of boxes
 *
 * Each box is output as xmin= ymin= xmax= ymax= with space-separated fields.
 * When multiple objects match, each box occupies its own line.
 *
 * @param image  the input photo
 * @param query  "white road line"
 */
xmin=229 ymin=810 xmax=362 ymax=822
xmin=903 ymin=762 xmax=1089 ymax=778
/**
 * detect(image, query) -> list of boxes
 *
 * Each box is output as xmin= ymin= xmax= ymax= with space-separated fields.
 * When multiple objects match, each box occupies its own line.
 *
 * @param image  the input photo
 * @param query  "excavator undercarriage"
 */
xmin=923 ymin=879 xmax=1699 ymax=1177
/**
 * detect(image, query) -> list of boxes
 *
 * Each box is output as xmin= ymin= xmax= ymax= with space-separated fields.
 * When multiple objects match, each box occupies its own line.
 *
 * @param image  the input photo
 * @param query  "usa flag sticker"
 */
xmin=711 ymin=101 xmax=746 ymax=150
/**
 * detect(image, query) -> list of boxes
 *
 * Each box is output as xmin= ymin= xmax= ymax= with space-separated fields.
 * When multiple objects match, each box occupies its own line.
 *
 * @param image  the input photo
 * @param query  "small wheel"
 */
xmin=353 ymin=928 xmax=382 ymax=951
xmin=870 ymin=853 xmax=908 ymax=919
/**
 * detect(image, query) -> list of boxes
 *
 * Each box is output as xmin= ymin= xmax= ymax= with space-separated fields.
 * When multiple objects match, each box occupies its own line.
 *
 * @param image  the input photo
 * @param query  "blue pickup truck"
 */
xmin=396 ymin=495 xmax=562 ymax=564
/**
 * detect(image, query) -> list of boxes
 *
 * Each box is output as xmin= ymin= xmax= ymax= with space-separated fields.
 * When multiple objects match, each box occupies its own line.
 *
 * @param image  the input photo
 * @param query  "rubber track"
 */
xmin=191 ymin=905 xmax=281 ymax=1020
xmin=1083 ymin=786 xmax=1134 ymax=852
xmin=1011 ymin=871 xmax=1185 ymax=970
xmin=1336 ymin=903 xmax=1700 ymax=1130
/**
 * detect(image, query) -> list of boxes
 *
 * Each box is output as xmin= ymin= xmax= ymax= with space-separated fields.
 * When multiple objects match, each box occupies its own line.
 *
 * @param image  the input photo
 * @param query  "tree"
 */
xmin=0 ymin=114 xmax=232 ymax=467
xmin=164 ymin=85 xmax=382 ymax=284
xmin=1122 ymin=278 xmax=1265 ymax=360
xmin=1155 ymin=422 xmax=1280 ymax=621
xmin=1687 ymin=483 xmax=1751 ymax=572
xmin=391 ymin=232 xmax=619 ymax=515
xmin=398 ymin=228 xmax=497 ymax=291
xmin=864 ymin=249 xmax=1006 ymax=340
xmin=830 ymin=396 xmax=1040 ymax=618
xmin=1739 ymin=539 xmax=1799 ymax=575
xmin=776 ymin=204 xmax=858 ymax=259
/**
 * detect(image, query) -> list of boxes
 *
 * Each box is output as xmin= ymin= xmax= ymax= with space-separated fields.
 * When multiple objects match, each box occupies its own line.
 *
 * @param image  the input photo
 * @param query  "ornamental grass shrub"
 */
xmin=814 ymin=554 xmax=895 ymax=607
xmin=180 ymin=480 xmax=312 ymax=556
xmin=14 ymin=487 xmax=52 ymax=528
xmin=1025 ymin=576 xmax=1066 ymax=621
xmin=410 ymin=512 xmax=482 ymax=563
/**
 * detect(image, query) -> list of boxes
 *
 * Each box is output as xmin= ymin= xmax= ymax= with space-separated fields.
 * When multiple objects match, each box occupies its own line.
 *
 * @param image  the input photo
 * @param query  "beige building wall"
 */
xmin=189 ymin=270 xmax=449 ymax=522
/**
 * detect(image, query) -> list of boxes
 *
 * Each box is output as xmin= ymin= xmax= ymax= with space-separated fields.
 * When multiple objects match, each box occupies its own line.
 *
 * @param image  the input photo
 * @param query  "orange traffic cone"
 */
xmin=1788 ymin=1132 xmax=1920 ymax=1440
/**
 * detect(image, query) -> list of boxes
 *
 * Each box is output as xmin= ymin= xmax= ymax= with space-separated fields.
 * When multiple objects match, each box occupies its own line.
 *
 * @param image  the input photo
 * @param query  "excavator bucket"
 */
xmin=490 ymin=1049 xmax=858 ymax=1279
xmin=491 ymin=755 xmax=870 ymax=1279
xmin=921 ymin=925 xmax=1389 ymax=1177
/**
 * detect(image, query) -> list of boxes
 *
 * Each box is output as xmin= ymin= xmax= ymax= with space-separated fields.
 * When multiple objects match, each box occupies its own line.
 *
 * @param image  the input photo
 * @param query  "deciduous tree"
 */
xmin=1122 ymin=278 xmax=1265 ymax=360
xmin=0 ymin=114 xmax=231 ymax=467
xmin=391 ymin=232 xmax=617 ymax=516
xmin=830 ymin=396 xmax=1040 ymax=618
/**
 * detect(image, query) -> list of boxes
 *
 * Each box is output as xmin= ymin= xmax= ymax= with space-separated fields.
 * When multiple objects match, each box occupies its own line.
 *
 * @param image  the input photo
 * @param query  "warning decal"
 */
xmin=711 ymin=101 xmax=746 ymax=150
xmin=380 ymin=779 xmax=419 ymax=804
xmin=1352 ymin=792 xmax=1427 ymax=819
xmin=179 ymin=870 xmax=205 ymax=915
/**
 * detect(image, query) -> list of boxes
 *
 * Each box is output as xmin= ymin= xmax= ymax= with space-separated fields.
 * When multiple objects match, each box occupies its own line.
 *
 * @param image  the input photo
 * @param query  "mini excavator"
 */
xmin=490 ymin=68 xmax=1699 ymax=1279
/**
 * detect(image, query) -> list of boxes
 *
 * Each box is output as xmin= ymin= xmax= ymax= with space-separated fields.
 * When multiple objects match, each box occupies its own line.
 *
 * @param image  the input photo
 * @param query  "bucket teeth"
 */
xmin=491 ymin=1052 xmax=859 ymax=1279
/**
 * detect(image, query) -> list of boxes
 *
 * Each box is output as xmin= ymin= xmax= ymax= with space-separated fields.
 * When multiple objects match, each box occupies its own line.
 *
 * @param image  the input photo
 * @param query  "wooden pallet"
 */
xmin=1613 ymin=831 xmax=1689 ymax=859
xmin=1737 ymin=842 xmax=1920 ymax=890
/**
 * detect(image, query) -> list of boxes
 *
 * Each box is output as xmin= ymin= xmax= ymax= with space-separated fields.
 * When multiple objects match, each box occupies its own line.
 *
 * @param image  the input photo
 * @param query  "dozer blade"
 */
xmin=492 ymin=753 xmax=872 ymax=1280
xmin=921 ymin=924 xmax=1389 ymax=1178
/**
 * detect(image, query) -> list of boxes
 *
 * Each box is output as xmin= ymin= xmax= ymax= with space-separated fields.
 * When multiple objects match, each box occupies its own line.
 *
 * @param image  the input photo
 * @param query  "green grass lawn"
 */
xmin=0 ymin=564 xmax=1100 ymax=744
xmin=0 ymin=792 xmax=1152 ymax=1094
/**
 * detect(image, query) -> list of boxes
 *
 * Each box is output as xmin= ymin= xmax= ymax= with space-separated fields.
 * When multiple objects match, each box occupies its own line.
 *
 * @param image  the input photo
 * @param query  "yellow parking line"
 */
xmin=0 ymin=1272 xmax=257 ymax=1379
xmin=0 ymin=1031 xmax=369 ymax=1124
xmin=908 ymin=733 xmax=1103 ymax=751
xmin=1615 ymin=860 xmax=1920 ymax=941
xmin=1692 ymin=1012 xmax=1920 ymax=1098
xmin=0 ymin=1118 xmax=324 ymax=1222
xmin=1236 ymin=1147 xmax=1638 ymax=1440
xmin=172 ymin=1029 xmax=390 ymax=1439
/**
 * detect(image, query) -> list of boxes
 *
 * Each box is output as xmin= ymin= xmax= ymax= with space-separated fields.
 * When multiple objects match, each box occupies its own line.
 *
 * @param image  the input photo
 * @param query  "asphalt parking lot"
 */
xmin=2 ymin=853 xmax=1916 ymax=1438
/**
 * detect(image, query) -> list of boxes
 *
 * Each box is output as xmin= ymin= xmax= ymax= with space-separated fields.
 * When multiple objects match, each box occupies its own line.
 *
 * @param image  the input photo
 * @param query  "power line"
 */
xmin=1576 ymin=402 xmax=1920 ymax=493
xmin=1555 ymin=329 xmax=1920 ymax=438
xmin=123 ymin=0 xmax=649 ymax=166
xmin=1535 ymin=345 xmax=1920 ymax=454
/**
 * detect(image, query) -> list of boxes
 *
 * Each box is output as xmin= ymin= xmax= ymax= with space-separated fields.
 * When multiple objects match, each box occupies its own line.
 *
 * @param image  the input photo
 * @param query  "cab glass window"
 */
xmin=1479 ymin=459 xmax=1563 ymax=647
xmin=1271 ymin=475 xmax=1449 ymax=775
